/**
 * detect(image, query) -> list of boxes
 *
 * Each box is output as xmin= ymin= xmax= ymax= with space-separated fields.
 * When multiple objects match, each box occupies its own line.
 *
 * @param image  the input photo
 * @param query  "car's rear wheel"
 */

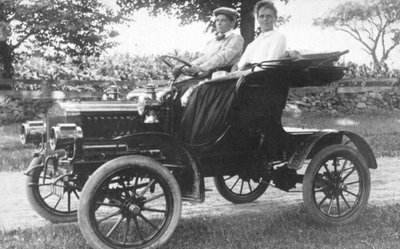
xmin=214 ymin=174 xmax=268 ymax=204
xmin=302 ymin=144 xmax=371 ymax=225
xmin=78 ymin=155 xmax=182 ymax=249
xmin=26 ymin=157 xmax=79 ymax=223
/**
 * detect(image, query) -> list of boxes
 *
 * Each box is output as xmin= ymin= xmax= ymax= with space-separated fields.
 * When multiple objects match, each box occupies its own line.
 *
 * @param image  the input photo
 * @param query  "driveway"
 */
xmin=1 ymin=157 xmax=399 ymax=232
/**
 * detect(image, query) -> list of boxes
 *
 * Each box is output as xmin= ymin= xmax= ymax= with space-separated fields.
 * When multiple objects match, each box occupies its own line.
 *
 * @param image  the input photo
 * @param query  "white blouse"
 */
xmin=237 ymin=30 xmax=287 ymax=70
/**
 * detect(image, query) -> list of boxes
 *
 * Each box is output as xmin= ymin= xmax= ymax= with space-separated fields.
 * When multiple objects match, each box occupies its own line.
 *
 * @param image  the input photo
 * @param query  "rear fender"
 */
xmin=118 ymin=132 xmax=205 ymax=202
xmin=287 ymin=131 xmax=377 ymax=170
xmin=341 ymin=131 xmax=377 ymax=169
xmin=287 ymin=131 xmax=342 ymax=170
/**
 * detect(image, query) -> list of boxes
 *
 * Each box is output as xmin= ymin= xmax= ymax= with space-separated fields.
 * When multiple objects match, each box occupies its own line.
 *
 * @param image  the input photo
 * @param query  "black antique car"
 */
xmin=21 ymin=51 xmax=377 ymax=249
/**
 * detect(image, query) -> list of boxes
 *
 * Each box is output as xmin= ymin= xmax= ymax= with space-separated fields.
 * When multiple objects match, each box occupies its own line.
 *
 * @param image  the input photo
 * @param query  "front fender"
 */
xmin=118 ymin=132 xmax=205 ymax=202
xmin=24 ymin=156 xmax=44 ymax=176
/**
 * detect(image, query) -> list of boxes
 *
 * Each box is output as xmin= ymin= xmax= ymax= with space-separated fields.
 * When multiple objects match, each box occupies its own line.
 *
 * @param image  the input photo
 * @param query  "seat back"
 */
xmin=229 ymin=68 xmax=290 ymax=130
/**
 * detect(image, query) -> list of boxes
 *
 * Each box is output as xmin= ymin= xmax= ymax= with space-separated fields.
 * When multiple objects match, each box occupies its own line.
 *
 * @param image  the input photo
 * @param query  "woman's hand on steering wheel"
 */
xmin=188 ymin=65 xmax=203 ymax=74
xmin=160 ymin=55 xmax=197 ymax=78
xmin=180 ymin=65 xmax=202 ymax=76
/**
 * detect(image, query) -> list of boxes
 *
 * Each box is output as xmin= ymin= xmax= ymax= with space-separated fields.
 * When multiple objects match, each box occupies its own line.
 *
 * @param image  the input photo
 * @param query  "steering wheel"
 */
xmin=159 ymin=55 xmax=196 ymax=78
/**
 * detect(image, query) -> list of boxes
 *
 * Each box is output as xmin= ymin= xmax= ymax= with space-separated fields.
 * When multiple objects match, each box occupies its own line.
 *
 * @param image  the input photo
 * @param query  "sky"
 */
xmin=105 ymin=0 xmax=400 ymax=68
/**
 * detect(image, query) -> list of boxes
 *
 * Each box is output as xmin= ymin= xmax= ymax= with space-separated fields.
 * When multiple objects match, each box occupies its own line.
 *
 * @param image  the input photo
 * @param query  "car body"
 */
xmin=21 ymin=51 xmax=376 ymax=249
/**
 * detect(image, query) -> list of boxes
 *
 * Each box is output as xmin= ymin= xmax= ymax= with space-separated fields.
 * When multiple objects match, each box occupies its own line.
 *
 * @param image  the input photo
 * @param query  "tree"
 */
xmin=116 ymin=0 xmax=289 ymax=48
xmin=0 ymin=0 xmax=127 ymax=78
xmin=313 ymin=0 xmax=400 ymax=71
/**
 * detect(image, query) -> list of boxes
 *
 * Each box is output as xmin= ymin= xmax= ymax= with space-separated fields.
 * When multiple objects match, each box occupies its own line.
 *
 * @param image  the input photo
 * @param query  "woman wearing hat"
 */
xmin=186 ymin=7 xmax=244 ymax=74
xmin=237 ymin=0 xmax=287 ymax=70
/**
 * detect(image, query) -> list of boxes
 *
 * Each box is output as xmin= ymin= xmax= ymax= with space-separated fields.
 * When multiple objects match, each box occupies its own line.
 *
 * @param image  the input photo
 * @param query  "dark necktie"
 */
xmin=216 ymin=33 xmax=225 ymax=41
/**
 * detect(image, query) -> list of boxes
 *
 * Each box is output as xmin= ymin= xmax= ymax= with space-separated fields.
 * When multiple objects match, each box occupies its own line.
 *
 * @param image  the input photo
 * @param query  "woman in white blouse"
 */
xmin=237 ymin=0 xmax=287 ymax=71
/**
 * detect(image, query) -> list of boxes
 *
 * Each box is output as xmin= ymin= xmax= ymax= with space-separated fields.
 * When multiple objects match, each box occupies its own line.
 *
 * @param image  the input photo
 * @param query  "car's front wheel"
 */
xmin=78 ymin=155 xmax=182 ymax=249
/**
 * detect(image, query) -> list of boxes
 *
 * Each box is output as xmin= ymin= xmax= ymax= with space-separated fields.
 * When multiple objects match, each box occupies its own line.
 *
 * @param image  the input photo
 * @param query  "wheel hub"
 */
xmin=322 ymin=172 xmax=346 ymax=198
xmin=122 ymin=198 xmax=143 ymax=216
xmin=128 ymin=203 xmax=141 ymax=215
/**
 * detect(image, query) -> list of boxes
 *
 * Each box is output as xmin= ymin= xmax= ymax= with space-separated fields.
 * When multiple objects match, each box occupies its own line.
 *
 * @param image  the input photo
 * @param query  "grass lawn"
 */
xmin=0 ymin=125 xmax=36 ymax=172
xmin=1 ymin=111 xmax=399 ymax=172
xmin=2 ymin=204 xmax=400 ymax=249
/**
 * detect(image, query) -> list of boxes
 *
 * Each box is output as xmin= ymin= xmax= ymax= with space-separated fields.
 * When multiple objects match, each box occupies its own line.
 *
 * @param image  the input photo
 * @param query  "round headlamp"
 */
xmin=49 ymin=123 xmax=83 ymax=150
xmin=20 ymin=121 xmax=46 ymax=144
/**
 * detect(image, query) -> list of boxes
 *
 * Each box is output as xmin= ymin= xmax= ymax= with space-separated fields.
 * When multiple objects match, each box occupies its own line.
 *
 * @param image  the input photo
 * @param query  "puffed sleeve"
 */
xmin=197 ymin=34 xmax=244 ymax=71
xmin=267 ymin=32 xmax=287 ymax=60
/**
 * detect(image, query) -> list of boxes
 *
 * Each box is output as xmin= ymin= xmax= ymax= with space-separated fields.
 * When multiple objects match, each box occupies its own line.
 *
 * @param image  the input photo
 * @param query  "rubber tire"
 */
xmin=78 ymin=155 xmax=182 ymax=249
xmin=302 ymin=144 xmax=371 ymax=225
xmin=214 ymin=175 xmax=268 ymax=204
xmin=26 ymin=157 xmax=78 ymax=223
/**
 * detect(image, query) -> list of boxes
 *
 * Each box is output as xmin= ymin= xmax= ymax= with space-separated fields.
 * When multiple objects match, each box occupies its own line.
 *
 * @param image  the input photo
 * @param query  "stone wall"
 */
xmin=286 ymin=88 xmax=400 ymax=116
xmin=1 ymin=86 xmax=400 ymax=124
xmin=0 ymin=95 xmax=53 ymax=124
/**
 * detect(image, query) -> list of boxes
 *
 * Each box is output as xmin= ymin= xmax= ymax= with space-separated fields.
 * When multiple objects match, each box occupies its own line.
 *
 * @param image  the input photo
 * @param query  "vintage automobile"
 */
xmin=21 ymin=51 xmax=377 ymax=249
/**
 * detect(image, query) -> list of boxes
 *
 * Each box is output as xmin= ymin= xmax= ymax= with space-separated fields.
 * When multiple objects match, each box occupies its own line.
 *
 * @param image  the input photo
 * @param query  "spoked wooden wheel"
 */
xmin=302 ymin=144 xmax=371 ymax=225
xmin=78 ymin=156 xmax=182 ymax=249
xmin=26 ymin=157 xmax=79 ymax=223
xmin=214 ymin=174 xmax=268 ymax=204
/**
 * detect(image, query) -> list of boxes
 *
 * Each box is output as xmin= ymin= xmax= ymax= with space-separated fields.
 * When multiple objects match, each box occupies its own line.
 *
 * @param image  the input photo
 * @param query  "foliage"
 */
xmin=116 ymin=0 xmax=290 ymax=46
xmin=118 ymin=0 xmax=240 ymax=25
xmin=0 ymin=0 xmax=293 ymax=78
xmin=10 ymin=53 xmax=397 ymax=84
xmin=117 ymin=0 xmax=290 ymax=22
xmin=340 ymin=61 xmax=400 ymax=79
xmin=314 ymin=0 xmax=400 ymax=71
xmin=13 ymin=52 xmax=199 ymax=82
xmin=7 ymin=52 xmax=399 ymax=93
xmin=0 ymin=0 xmax=127 ymax=58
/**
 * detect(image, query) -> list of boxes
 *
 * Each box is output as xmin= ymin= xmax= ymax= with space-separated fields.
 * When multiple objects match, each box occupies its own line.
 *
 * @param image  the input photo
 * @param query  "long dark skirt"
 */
xmin=181 ymin=80 xmax=237 ymax=145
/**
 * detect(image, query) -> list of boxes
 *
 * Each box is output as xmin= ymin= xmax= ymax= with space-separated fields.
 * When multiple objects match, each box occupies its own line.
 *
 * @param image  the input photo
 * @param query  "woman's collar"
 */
xmin=221 ymin=30 xmax=233 ymax=37
xmin=259 ymin=29 xmax=275 ymax=37
xmin=261 ymin=29 xmax=274 ymax=34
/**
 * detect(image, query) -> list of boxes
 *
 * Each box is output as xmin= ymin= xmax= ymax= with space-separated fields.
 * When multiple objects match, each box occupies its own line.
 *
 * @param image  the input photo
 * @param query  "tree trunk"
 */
xmin=219 ymin=0 xmax=234 ymax=7
xmin=0 ymin=19 xmax=13 ymax=79
xmin=240 ymin=0 xmax=257 ymax=49
xmin=371 ymin=53 xmax=383 ymax=73
xmin=0 ymin=41 xmax=13 ymax=79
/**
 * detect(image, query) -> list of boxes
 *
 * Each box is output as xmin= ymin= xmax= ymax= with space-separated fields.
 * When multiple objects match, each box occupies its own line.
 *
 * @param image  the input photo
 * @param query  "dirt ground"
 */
xmin=1 ymin=157 xmax=399 ymax=232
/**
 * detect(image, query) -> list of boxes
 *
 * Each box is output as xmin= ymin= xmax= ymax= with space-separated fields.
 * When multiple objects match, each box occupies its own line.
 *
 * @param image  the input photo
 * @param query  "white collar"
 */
xmin=218 ymin=30 xmax=233 ymax=38
xmin=260 ymin=30 xmax=275 ymax=37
